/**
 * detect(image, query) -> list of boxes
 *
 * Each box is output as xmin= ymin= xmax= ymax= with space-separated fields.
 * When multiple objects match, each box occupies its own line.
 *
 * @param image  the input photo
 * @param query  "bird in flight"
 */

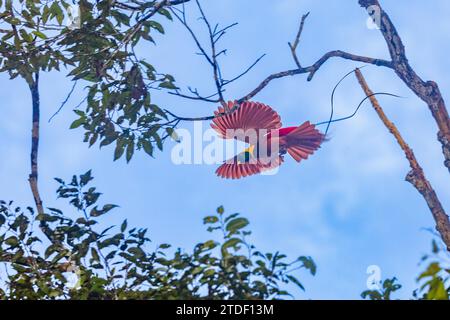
xmin=211 ymin=101 xmax=325 ymax=179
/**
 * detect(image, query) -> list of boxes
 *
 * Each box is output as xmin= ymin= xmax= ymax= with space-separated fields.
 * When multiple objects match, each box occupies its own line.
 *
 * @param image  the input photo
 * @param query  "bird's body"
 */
xmin=234 ymin=145 xmax=256 ymax=164
xmin=211 ymin=101 xmax=324 ymax=179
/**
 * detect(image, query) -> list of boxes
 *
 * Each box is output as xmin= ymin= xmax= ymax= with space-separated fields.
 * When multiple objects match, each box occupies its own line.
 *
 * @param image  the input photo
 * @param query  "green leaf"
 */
xmin=50 ymin=2 xmax=64 ymax=25
xmin=148 ymin=21 xmax=164 ymax=34
xmin=158 ymin=81 xmax=177 ymax=90
xmin=142 ymin=140 xmax=153 ymax=157
xmin=121 ymin=219 xmax=127 ymax=232
xmin=224 ymin=213 xmax=239 ymax=223
xmin=418 ymin=262 xmax=441 ymax=280
xmin=91 ymin=247 xmax=100 ymax=262
xmin=431 ymin=239 xmax=439 ymax=254
xmin=201 ymin=240 xmax=218 ymax=250
xmin=203 ymin=216 xmax=219 ymax=224
xmin=126 ymin=140 xmax=135 ymax=162
xmin=154 ymin=134 xmax=163 ymax=151
xmin=298 ymin=256 xmax=317 ymax=275
xmin=45 ymin=245 xmax=58 ymax=259
xmin=286 ymin=275 xmax=305 ymax=291
xmin=70 ymin=117 xmax=85 ymax=129
xmin=166 ymin=127 xmax=180 ymax=142
xmin=361 ymin=290 xmax=383 ymax=300
xmin=222 ymin=238 xmax=241 ymax=250
xmin=128 ymin=247 xmax=145 ymax=259
xmin=100 ymin=135 xmax=118 ymax=148
xmin=5 ymin=236 xmax=18 ymax=247
xmin=426 ymin=278 xmax=449 ymax=300
xmin=36 ymin=213 xmax=58 ymax=222
xmin=112 ymin=10 xmax=131 ymax=26
xmin=157 ymin=8 xmax=172 ymax=20
xmin=32 ymin=31 xmax=47 ymax=40
xmin=226 ymin=217 xmax=249 ymax=234
xmin=114 ymin=139 xmax=126 ymax=161
xmin=80 ymin=170 xmax=93 ymax=186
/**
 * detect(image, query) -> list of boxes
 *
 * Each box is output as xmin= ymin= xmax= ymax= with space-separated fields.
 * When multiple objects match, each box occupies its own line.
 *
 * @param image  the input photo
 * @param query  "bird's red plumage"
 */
xmin=211 ymin=101 xmax=324 ymax=179
xmin=277 ymin=126 xmax=297 ymax=136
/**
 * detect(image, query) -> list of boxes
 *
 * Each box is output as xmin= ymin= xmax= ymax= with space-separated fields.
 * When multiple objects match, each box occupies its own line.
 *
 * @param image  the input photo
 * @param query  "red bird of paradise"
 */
xmin=211 ymin=101 xmax=325 ymax=179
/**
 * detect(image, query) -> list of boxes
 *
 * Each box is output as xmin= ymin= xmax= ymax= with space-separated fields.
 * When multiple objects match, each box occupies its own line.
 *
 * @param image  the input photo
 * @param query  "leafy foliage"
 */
xmin=414 ymin=239 xmax=450 ymax=300
xmin=361 ymin=278 xmax=402 ymax=300
xmin=361 ymin=240 xmax=450 ymax=300
xmin=63 ymin=1 xmax=179 ymax=161
xmin=0 ymin=0 xmax=73 ymax=84
xmin=0 ymin=171 xmax=316 ymax=300
xmin=0 ymin=0 xmax=180 ymax=162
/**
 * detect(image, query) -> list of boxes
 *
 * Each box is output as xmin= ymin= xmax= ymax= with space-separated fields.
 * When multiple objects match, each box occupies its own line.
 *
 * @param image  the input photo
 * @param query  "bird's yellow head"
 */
xmin=244 ymin=144 xmax=255 ymax=155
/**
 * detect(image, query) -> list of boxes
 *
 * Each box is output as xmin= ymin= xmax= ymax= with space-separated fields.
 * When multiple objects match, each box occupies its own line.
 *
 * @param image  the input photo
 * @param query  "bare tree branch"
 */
xmin=164 ymin=108 xmax=217 ymax=121
xmin=358 ymin=0 xmax=450 ymax=173
xmin=239 ymin=50 xmax=392 ymax=102
xmin=166 ymin=10 xmax=392 ymax=122
xmin=28 ymin=72 xmax=68 ymax=254
xmin=170 ymin=1 xmax=235 ymax=108
xmin=355 ymin=68 xmax=450 ymax=251
xmin=28 ymin=73 xmax=44 ymax=217
xmin=28 ymin=73 xmax=54 ymax=243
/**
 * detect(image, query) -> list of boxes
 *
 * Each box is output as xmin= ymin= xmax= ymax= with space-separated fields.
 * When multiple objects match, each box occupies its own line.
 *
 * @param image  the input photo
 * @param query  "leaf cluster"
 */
xmin=0 ymin=171 xmax=316 ymax=300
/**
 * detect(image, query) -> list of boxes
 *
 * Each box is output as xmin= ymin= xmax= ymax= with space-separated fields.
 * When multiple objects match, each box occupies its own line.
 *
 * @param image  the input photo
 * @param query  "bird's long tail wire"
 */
xmin=315 ymin=67 xmax=401 ymax=135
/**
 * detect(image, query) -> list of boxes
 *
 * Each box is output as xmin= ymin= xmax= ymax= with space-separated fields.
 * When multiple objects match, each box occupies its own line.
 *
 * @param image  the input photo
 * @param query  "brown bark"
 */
xmin=355 ymin=68 xmax=450 ymax=251
xmin=28 ymin=73 xmax=55 ymax=242
xmin=28 ymin=73 xmax=43 ymax=215
xmin=358 ymin=0 xmax=450 ymax=172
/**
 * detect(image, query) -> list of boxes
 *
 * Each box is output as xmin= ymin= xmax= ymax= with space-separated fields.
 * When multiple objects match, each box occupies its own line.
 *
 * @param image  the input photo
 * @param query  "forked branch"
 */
xmin=167 ymin=10 xmax=392 ymax=122
xmin=358 ymin=0 xmax=450 ymax=172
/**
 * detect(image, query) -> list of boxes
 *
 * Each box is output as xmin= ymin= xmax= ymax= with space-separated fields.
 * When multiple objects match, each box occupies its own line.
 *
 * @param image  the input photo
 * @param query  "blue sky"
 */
xmin=1 ymin=0 xmax=450 ymax=299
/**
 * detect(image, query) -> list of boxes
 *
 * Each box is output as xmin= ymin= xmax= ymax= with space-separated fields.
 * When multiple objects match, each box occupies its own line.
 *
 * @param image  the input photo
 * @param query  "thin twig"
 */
xmin=288 ymin=12 xmax=310 ymax=68
xmin=168 ymin=91 xmax=221 ymax=103
xmin=171 ymin=1 xmax=230 ymax=107
xmin=48 ymin=81 xmax=78 ymax=123
xmin=195 ymin=0 xmax=225 ymax=105
xmin=170 ymin=5 xmax=213 ymax=66
xmin=222 ymin=54 xmax=266 ymax=86
xmin=164 ymin=108 xmax=217 ymax=121
xmin=103 ymin=0 xmax=193 ymax=73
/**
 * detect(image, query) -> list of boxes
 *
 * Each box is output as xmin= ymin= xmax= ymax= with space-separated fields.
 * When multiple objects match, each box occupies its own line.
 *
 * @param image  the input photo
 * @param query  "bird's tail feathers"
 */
xmin=285 ymin=121 xmax=325 ymax=162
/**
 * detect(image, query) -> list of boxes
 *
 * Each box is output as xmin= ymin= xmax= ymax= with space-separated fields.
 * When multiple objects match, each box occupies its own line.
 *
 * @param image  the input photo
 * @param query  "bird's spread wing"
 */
xmin=216 ymin=155 xmax=284 ymax=179
xmin=211 ymin=101 xmax=282 ymax=142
